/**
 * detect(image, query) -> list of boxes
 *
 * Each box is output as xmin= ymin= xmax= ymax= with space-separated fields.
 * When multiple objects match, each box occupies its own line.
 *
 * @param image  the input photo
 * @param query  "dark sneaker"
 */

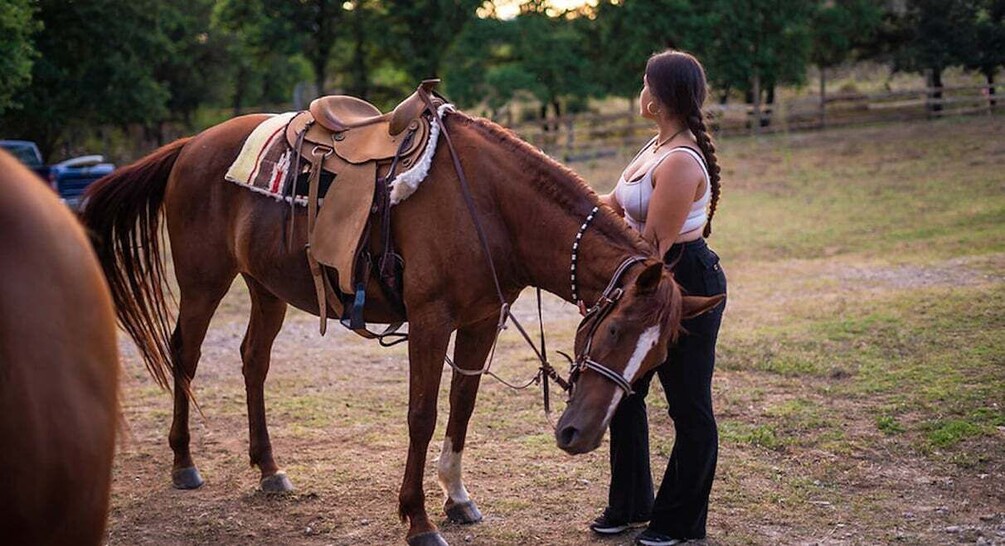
xmin=634 ymin=529 xmax=683 ymax=546
xmin=589 ymin=509 xmax=649 ymax=535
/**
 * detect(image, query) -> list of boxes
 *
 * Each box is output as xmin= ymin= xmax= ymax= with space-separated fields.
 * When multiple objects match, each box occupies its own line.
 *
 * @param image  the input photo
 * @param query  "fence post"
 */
xmin=819 ymin=68 xmax=827 ymax=129
xmin=564 ymin=117 xmax=575 ymax=161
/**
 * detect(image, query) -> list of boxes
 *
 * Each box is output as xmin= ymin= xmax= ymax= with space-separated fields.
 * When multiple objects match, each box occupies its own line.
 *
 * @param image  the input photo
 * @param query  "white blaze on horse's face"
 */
xmin=602 ymin=323 xmax=662 ymax=427
xmin=556 ymin=262 xmax=677 ymax=455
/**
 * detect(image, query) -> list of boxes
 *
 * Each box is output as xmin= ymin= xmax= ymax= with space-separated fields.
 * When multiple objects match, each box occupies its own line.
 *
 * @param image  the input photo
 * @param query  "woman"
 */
xmin=590 ymin=50 xmax=726 ymax=546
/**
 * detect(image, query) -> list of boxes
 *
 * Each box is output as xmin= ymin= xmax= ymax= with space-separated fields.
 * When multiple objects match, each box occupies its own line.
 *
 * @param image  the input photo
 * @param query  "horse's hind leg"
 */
xmin=239 ymin=275 xmax=291 ymax=492
xmin=437 ymin=315 xmax=496 ymax=525
xmin=169 ymin=275 xmax=235 ymax=489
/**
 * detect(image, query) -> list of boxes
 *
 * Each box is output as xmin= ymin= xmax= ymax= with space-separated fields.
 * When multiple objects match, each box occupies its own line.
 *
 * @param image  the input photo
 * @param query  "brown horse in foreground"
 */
xmin=0 ymin=151 xmax=120 ymax=544
xmin=82 ymin=109 xmax=718 ymax=545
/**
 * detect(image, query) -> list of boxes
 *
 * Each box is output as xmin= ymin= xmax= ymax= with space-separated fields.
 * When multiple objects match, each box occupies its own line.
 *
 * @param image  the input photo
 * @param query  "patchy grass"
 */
xmin=107 ymin=116 xmax=1005 ymax=545
xmin=876 ymin=415 xmax=905 ymax=435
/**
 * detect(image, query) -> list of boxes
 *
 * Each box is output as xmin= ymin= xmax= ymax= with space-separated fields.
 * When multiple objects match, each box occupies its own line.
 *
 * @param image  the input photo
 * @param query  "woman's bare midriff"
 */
xmin=675 ymin=225 xmax=704 ymax=244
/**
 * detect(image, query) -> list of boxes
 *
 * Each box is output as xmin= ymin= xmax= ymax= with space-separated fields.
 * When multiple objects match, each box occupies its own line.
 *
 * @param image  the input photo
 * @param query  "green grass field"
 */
xmin=107 ymin=115 xmax=1005 ymax=545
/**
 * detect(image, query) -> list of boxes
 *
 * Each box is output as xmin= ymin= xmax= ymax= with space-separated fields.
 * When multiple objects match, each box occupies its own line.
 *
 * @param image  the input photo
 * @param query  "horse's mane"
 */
xmin=449 ymin=113 xmax=650 ymax=255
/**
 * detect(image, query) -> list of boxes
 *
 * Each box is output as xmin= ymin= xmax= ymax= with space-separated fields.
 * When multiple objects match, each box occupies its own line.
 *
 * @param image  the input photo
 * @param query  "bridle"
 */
xmin=562 ymin=254 xmax=648 ymax=398
xmin=397 ymin=91 xmax=652 ymax=421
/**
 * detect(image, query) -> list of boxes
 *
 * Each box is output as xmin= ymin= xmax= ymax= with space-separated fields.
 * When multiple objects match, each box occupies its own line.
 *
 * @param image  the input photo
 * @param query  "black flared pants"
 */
xmin=606 ymin=238 xmax=726 ymax=539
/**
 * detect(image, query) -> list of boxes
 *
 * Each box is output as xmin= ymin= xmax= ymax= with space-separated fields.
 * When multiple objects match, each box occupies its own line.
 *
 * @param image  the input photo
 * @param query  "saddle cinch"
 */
xmin=285 ymin=79 xmax=443 ymax=339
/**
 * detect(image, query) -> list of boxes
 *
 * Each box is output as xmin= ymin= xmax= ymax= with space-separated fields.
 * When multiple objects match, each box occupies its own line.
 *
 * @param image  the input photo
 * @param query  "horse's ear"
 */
xmin=636 ymin=262 xmax=663 ymax=293
xmin=681 ymin=294 xmax=725 ymax=319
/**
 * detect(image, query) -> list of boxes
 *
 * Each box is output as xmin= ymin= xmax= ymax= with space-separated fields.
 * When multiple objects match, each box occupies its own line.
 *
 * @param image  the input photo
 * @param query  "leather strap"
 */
xmin=306 ymin=146 xmax=331 ymax=335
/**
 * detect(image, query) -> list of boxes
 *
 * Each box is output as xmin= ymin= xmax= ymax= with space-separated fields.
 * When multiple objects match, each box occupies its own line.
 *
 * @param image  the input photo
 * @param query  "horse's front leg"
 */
xmin=399 ymin=308 xmax=453 ymax=546
xmin=437 ymin=314 xmax=497 ymax=525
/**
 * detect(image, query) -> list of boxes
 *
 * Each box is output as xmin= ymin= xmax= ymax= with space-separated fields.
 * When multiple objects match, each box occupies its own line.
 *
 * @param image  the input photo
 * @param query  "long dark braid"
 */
xmin=686 ymin=111 xmax=721 ymax=237
xmin=646 ymin=49 xmax=723 ymax=238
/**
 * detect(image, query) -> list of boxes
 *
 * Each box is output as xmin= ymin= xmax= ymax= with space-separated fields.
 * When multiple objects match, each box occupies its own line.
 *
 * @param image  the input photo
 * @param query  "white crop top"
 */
xmin=613 ymin=141 xmax=711 ymax=235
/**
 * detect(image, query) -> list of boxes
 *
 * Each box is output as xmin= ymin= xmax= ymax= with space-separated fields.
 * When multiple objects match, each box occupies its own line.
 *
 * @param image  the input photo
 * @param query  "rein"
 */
xmin=391 ymin=91 xmax=646 ymax=423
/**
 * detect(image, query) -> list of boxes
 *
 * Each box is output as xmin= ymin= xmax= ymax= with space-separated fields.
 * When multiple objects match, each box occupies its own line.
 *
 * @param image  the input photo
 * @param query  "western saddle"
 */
xmin=284 ymin=79 xmax=443 ymax=338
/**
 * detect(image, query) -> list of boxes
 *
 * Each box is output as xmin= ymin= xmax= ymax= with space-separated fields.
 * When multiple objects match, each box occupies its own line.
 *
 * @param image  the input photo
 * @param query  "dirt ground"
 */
xmin=105 ymin=116 xmax=1005 ymax=545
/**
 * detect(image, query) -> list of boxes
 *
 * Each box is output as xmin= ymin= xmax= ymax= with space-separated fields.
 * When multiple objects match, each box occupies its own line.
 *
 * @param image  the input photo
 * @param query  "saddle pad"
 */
xmin=225 ymin=112 xmax=306 ymax=205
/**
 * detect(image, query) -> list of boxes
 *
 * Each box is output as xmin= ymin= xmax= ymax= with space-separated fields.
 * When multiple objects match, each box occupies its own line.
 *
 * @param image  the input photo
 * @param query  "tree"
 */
xmin=963 ymin=0 xmax=1005 ymax=108
xmin=443 ymin=4 xmax=596 ymax=121
xmin=344 ymin=0 xmax=382 ymax=99
xmin=2 ymin=0 xmax=170 ymax=160
xmin=810 ymin=0 xmax=882 ymax=125
xmin=381 ymin=0 xmax=483 ymax=83
xmin=699 ymin=0 xmax=814 ymax=129
xmin=154 ymin=0 xmax=235 ymax=127
xmin=893 ymin=0 xmax=981 ymax=112
xmin=215 ymin=0 xmax=344 ymax=100
xmin=441 ymin=17 xmax=509 ymax=109
xmin=590 ymin=0 xmax=704 ymax=100
xmin=0 ymin=0 xmax=39 ymax=116
xmin=508 ymin=6 xmax=596 ymax=119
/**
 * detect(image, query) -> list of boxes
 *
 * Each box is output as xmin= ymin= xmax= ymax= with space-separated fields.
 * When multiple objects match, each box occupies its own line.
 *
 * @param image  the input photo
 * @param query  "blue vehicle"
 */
xmin=1 ymin=140 xmax=115 ymax=209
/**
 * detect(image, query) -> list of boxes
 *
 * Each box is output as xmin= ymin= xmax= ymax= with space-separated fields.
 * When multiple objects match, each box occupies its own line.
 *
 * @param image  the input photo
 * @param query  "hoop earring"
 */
xmin=646 ymin=102 xmax=659 ymax=115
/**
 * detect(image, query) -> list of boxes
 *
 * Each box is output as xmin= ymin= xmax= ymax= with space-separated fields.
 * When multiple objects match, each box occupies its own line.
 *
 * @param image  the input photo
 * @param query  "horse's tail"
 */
xmin=81 ymin=138 xmax=191 ymax=392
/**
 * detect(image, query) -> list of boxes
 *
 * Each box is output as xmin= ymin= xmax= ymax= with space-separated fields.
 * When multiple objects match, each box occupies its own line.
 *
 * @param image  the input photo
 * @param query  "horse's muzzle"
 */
xmin=554 ymin=403 xmax=607 ymax=455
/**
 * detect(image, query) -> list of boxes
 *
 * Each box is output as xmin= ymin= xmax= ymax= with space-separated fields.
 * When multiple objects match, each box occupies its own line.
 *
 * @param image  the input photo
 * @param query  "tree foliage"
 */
xmin=892 ymin=0 xmax=981 ymax=77
xmin=590 ymin=0 xmax=702 ymax=98
xmin=3 ymin=0 xmax=172 ymax=159
xmin=699 ymin=0 xmax=814 ymax=98
xmin=1 ymin=0 xmax=1001 ymax=154
xmin=381 ymin=0 xmax=484 ymax=82
xmin=0 ymin=0 xmax=40 ymax=116
xmin=810 ymin=0 xmax=883 ymax=69
xmin=963 ymin=0 xmax=1005 ymax=82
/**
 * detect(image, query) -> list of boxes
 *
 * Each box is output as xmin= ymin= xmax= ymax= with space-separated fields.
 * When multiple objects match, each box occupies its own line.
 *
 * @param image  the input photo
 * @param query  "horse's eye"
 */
xmin=607 ymin=323 xmax=619 ymax=338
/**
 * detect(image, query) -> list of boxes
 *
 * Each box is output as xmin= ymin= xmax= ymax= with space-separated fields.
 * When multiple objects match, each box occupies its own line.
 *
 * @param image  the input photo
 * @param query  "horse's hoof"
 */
xmin=171 ymin=466 xmax=205 ymax=490
xmin=260 ymin=471 xmax=294 ymax=494
xmin=406 ymin=531 xmax=449 ymax=546
xmin=445 ymin=500 xmax=483 ymax=524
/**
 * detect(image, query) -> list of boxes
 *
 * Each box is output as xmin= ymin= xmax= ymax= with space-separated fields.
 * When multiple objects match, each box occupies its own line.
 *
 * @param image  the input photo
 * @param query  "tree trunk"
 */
xmin=351 ymin=6 xmax=369 ymax=99
xmin=233 ymin=64 xmax=248 ymax=117
xmin=927 ymin=68 xmax=944 ymax=114
xmin=764 ymin=84 xmax=775 ymax=128
xmin=312 ymin=0 xmax=335 ymax=97
xmin=540 ymin=103 xmax=549 ymax=132
xmin=986 ymin=71 xmax=997 ymax=111
xmin=751 ymin=73 xmax=761 ymax=135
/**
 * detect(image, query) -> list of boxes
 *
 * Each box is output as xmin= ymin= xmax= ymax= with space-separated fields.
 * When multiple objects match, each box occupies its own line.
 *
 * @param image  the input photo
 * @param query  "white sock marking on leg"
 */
xmin=436 ymin=437 xmax=470 ymax=504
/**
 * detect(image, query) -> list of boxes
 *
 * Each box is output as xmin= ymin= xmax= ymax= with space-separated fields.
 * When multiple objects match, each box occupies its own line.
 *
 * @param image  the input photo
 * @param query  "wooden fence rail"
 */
xmin=502 ymin=85 xmax=1000 ymax=162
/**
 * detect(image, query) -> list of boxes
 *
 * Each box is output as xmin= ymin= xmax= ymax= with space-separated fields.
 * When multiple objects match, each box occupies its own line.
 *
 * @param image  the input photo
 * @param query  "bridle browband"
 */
xmin=570 ymin=205 xmax=599 ymax=303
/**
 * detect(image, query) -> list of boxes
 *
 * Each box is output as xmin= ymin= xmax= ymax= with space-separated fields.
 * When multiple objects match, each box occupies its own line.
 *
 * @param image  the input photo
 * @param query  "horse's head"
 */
xmin=554 ymin=259 xmax=723 ymax=454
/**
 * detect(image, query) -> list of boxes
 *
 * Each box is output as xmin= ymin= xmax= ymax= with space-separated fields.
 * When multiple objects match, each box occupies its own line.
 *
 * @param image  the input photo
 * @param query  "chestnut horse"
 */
xmin=0 ymin=150 xmax=119 ymax=544
xmin=82 ymin=109 xmax=717 ymax=545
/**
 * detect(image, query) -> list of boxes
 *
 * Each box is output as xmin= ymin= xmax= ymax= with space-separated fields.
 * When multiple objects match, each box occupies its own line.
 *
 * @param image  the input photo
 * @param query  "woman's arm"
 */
xmin=642 ymin=154 xmax=704 ymax=257
xmin=599 ymin=192 xmax=625 ymax=217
